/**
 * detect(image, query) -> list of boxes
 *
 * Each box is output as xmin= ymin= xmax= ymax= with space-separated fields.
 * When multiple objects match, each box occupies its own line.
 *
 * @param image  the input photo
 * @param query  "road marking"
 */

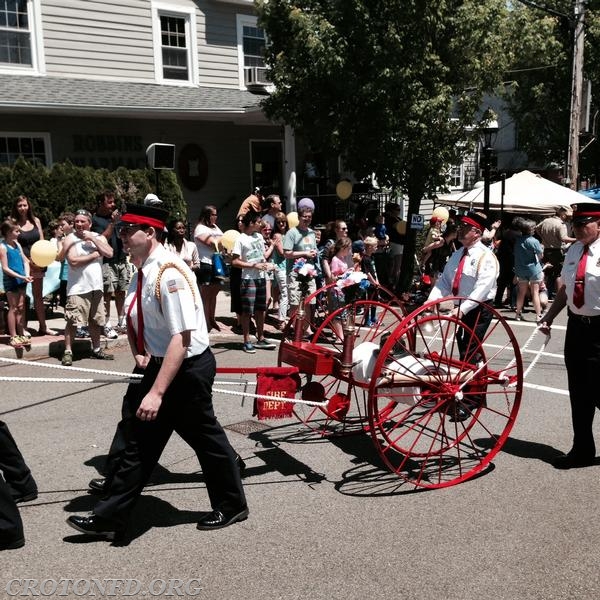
xmin=524 ymin=382 xmax=569 ymax=396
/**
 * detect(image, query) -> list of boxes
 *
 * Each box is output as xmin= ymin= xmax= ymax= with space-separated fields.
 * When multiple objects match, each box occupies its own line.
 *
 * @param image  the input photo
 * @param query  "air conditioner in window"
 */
xmin=244 ymin=67 xmax=270 ymax=88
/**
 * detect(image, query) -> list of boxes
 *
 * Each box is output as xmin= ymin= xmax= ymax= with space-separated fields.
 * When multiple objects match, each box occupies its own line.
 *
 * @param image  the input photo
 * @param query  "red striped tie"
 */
xmin=452 ymin=248 xmax=469 ymax=296
xmin=573 ymin=245 xmax=588 ymax=309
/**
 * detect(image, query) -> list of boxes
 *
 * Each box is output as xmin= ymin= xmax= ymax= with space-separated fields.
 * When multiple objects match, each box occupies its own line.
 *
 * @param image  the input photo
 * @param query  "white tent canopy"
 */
xmin=436 ymin=170 xmax=584 ymax=215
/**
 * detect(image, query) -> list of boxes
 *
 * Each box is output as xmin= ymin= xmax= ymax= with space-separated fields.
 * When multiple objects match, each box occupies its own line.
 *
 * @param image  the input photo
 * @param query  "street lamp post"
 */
xmin=480 ymin=118 xmax=499 ymax=214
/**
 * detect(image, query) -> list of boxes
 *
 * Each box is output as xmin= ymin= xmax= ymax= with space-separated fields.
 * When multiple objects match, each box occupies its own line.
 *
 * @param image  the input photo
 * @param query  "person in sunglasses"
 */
xmin=67 ymin=203 xmax=247 ymax=540
xmin=427 ymin=211 xmax=499 ymax=422
xmin=57 ymin=209 xmax=114 ymax=366
xmin=539 ymin=201 xmax=600 ymax=469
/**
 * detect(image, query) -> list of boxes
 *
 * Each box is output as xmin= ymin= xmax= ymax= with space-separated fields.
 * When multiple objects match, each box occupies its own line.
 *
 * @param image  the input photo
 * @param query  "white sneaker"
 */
xmin=103 ymin=325 xmax=118 ymax=339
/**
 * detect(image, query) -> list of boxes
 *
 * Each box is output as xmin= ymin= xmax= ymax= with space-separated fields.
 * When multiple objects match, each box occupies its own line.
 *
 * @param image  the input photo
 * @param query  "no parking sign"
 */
xmin=410 ymin=214 xmax=425 ymax=230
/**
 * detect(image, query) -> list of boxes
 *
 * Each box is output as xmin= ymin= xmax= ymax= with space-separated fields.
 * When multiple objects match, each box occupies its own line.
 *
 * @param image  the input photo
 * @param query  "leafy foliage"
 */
xmin=502 ymin=1 xmax=600 ymax=179
xmin=257 ymin=0 xmax=510 ymax=289
xmin=0 ymin=159 xmax=186 ymax=231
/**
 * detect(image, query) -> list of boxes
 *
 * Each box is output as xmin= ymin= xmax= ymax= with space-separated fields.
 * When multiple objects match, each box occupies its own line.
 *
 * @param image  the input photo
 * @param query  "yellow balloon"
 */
xmin=287 ymin=211 xmax=299 ymax=228
xmin=30 ymin=240 xmax=57 ymax=268
xmin=336 ymin=180 xmax=353 ymax=200
xmin=432 ymin=206 xmax=450 ymax=223
xmin=395 ymin=220 xmax=407 ymax=235
xmin=220 ymin=229 xmax=240 ymax=252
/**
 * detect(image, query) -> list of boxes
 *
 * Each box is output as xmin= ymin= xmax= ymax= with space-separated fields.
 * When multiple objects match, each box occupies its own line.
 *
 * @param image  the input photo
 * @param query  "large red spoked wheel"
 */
xmin=367 ymin=298 xmax=523 ymax=488
xmin=278 ymin=284 xmax=406 ymax=435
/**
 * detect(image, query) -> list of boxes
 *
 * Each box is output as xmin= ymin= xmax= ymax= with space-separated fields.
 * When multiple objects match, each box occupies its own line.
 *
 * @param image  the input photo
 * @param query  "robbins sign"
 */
xmin=69 ymin=134 xmax=147 ymax=170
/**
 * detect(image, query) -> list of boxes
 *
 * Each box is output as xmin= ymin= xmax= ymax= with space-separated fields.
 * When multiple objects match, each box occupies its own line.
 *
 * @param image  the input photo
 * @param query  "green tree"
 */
xmin=502 ymin=1 xmax=600 ymax=181
xmin=257 ymin=0 xmax=510 ymax=290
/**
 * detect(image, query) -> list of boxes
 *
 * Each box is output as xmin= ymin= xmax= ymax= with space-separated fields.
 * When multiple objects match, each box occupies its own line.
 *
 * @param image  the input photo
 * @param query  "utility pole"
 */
xmin=566 ymin=0 xmax=586 ymax=190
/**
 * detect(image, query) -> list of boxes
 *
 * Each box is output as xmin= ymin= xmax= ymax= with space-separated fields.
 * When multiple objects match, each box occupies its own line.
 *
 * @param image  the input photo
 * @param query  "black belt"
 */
xmin=568 ymin=310 xmax=600 ymax=324
xmin=150 ymin=348 xmax=209 ymax=365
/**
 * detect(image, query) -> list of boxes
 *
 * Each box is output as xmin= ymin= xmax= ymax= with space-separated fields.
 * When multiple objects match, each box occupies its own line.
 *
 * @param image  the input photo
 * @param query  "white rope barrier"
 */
xmin=0 ymin=355 xmax=142 ymax=379
xmin=212 ymin=385 xmax=328 ymax=407
xmin=0 ymin=354 xmax=328 ymax=406
xmin=0 ymin=376 xmax=139 ymax=384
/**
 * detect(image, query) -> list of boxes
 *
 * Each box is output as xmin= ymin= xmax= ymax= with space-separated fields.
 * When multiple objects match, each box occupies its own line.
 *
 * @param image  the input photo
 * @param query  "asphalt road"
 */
xmin=0 ymin=306 xmax=598 ymax=600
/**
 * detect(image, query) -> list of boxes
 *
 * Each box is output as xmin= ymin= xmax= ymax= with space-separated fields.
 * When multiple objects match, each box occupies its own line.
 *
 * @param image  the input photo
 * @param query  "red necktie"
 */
xmin=573 ymin=245 xmax=589 ymax=308
xmin=127 ymin=271 xmax=145 ymax=354
xmin=452 ymin=248 xmax=469 ymax=296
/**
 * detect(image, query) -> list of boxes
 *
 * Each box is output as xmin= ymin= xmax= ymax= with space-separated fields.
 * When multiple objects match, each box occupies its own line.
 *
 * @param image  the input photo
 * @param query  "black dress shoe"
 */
xmin=196 ymin=507 xmax=249 ymax=530
xmin=0 ymin=537 xmax=24 ymax=550
xmin=551 ymin=453 xmax=596 ymax=470
xmin=13 ymin=490 xmax=38 ymax=504
xmin=88 ymin=478 xmax=107 ymax=494
xmin=66 ymin=514 xmax=121 ymax=540
xmin=448 ymin=406 xmax=472 ymax=422
xmin=236 ymin=454 xmax=247 ymax=478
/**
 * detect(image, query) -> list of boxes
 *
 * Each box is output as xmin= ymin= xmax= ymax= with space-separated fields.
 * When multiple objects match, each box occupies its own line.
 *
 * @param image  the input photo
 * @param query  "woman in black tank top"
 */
xmin=11 ymin=195 xmax=54 ymax=336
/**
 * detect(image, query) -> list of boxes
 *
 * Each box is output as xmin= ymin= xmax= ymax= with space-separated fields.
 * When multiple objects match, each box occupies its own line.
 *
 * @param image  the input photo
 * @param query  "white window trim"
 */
xmin=448 ymin=163 xmax=464 ymax=190
xmin=237 ymin=13 xmax=265 ymax=90
xmin=0 ymin=131 xmax=52 ymax=166
xmin=0 ymin=0 xmax=45 ymax=75
xmin=151 ymin=1 xmax=198 ymax=86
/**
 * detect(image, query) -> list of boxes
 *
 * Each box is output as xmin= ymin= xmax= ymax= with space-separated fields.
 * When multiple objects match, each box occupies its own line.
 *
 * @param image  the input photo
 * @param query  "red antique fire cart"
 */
xmin=222 ymin=282 xmax=523 ymax=490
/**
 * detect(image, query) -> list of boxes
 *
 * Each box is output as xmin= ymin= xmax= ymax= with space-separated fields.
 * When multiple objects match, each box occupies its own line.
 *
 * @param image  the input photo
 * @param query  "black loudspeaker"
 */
xmin=146 ymin=143 xmax=175 ymax=170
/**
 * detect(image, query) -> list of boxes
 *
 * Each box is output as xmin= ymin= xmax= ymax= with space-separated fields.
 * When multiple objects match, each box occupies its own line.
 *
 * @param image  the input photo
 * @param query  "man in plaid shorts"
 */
xmin=232 ymin=210 xmax=276 ymax=353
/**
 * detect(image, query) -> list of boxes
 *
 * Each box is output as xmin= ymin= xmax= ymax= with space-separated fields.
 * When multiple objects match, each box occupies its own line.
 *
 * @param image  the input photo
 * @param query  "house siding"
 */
xmin=198 ymin=1 xmax=254 ymax=88
xmin=41 ymin=0 xmax=154 ymax=80
xmin=39 ymin=0 xmax=257 ymax=87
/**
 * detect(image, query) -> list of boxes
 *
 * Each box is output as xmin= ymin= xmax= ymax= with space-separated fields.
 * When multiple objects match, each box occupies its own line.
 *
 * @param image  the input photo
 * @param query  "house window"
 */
xmin=160 ymin=15 xmax=188 ymax=80
xmin=448 ymin=163 xmax=464 ymax=189
xmin=237 ymin=15 xmax=268 ymax=87
xmin=152 ymin=3 xmax=197 ymax=85
xmin=0 ymin=133 xmax=51 ymax=166
xmin=0 ymin=0 xmax=43 ymax=71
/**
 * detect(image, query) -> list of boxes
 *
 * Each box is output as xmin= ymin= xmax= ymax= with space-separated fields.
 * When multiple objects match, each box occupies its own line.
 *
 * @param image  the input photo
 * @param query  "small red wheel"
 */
xmin=278 ymin=285 xmax=406 ymax=435
xmin=367 ymin=298 xmax=523 ymax=488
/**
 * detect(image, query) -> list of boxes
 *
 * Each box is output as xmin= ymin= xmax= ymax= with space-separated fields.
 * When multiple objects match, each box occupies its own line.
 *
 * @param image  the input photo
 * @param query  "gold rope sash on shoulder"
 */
xmin=154 ymin=262 xmax=198 ymax=305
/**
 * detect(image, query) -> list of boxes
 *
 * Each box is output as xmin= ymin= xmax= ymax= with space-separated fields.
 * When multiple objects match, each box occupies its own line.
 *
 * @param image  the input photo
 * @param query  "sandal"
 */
xmin=9 ymin=336 xmax=23 ymax=348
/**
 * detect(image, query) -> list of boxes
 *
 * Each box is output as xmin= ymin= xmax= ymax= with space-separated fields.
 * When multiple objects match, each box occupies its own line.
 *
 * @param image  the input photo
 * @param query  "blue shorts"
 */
xmin=3 ymin=277 xmax=26 ymax=293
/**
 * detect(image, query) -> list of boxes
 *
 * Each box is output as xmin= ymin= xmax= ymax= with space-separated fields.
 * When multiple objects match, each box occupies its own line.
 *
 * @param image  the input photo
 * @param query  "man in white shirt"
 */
xmin=428 ymin=211 xmax=499 ymax=421
xmin=59 ymin=209 xmax=114 ymax=366
xmin=232 ymin=210 xmax=276 ymax=353
xmin=67 ymin=202 xmax=247 ymax=539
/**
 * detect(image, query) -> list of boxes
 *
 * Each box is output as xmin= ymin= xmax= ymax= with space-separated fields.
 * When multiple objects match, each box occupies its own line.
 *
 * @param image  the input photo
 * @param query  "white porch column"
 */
xmin=284 ymin=125 xmax=297 ymax=211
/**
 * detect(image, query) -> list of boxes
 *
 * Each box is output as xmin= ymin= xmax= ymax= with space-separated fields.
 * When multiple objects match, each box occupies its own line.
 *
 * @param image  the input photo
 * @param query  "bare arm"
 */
xmin=231 ymin=253 xmax=270 ymax=272
xmin=538 ymin=279 xmax=567 ymax=334
xmin=86 ymin=232 xmax=113 ymax=258
xmin=34 ymin=217 xmax=44 ymax=241
xmin=136 ymin=330 xmax=190 ymax=421
xmin=0 ymin=245 xmax=32 ymax=282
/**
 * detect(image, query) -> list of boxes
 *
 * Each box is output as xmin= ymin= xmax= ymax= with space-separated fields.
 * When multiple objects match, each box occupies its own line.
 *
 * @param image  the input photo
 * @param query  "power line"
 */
xmin=512 ymin=0 xmax=571 ymax=21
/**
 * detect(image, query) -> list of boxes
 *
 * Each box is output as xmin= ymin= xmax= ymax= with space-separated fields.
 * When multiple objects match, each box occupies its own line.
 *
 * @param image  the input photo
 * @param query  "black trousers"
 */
xmin=94 ymin=349 xmax=246 ymax=527
xmin=0 ymin=421 xmax=36 ymax=545
xmin=456 ymin=302 xmax=494 ymax=406
xmin=457 ymin=302 xmax=494 ymax=365
xmin=543 ymin=248 xmax=563 ymax=298
xmin=101 ymin=366 xmax=145 ymax=488
xmin=0 ymin=421 xmax=37 ymax=500
xmin=564 ymin=315 xmax=600 ymax=457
